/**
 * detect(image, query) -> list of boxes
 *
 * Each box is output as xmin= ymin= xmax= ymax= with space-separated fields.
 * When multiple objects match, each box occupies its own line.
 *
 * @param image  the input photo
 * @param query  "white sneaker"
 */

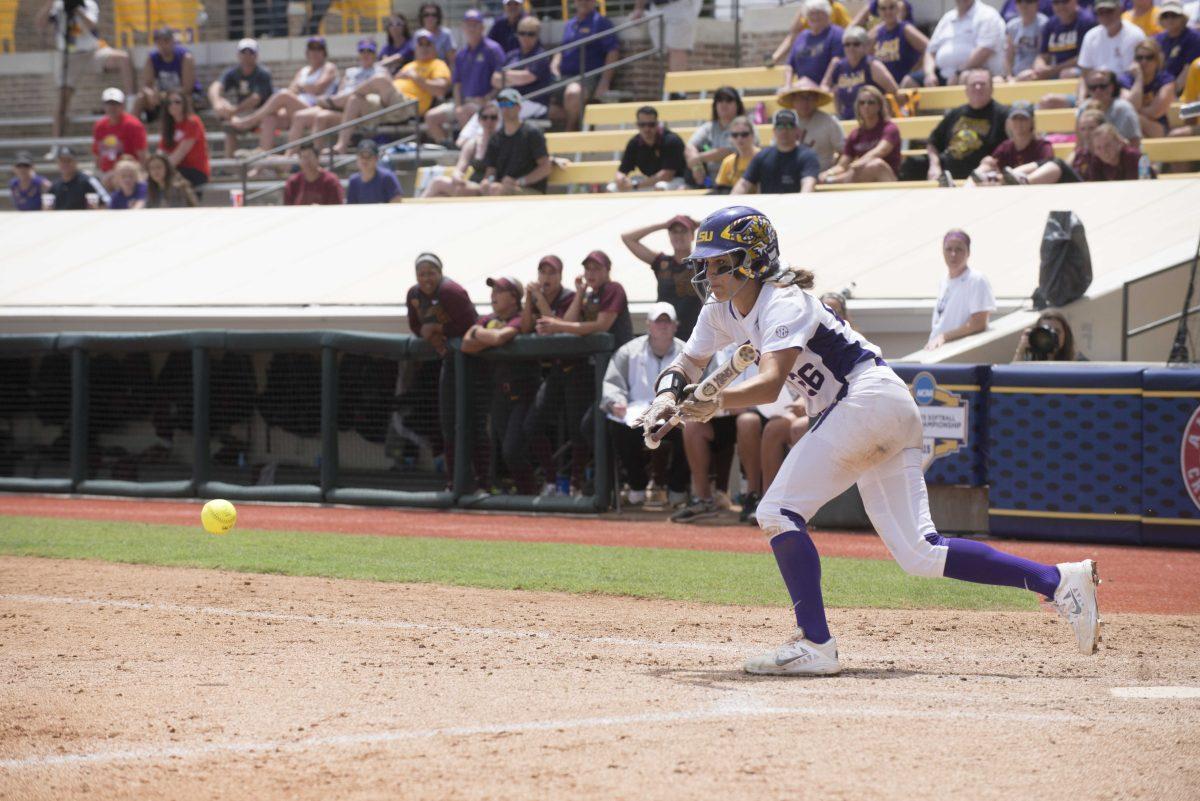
xmin=1051 ymin=560 xmax=1101 ymax=655
xmin=743 ymin=628 xmax=841 ymax=676
xmin=626 ymin=489 xmax=646 ymax=505
xmin=539 ymin=483 xmax=558 ymax=497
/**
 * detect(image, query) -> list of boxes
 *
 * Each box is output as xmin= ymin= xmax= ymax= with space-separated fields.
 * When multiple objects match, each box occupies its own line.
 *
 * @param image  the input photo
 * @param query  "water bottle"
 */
xmin=753 ymin=101 xmax=766 ymax=125
xmin=1137 ymin=154 xmax=1152 ymax=180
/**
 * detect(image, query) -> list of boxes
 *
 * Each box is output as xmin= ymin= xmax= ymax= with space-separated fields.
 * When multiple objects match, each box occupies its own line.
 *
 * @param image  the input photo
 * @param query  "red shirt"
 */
xmin=1083 ymin=146 xmax=1141 ymax=182
xmin=406 ymin=278 xmax=477 ymax=339
xmin=283 ymin=169 xmax=344 ymax=206
xmin=92 ymin=113 xmax=147 ymax=173
xmin=160 ymin=115 xmax=210 ymax=178
xmin=991 ymin=137 xmax=1054 ymax=170
xmin=843 ymin=119 xmax=902 ymax=176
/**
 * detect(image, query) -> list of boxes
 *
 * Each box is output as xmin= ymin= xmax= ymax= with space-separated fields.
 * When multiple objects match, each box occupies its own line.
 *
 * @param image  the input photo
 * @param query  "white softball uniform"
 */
xmin=683 ymin=284 xmax=948 ymax=578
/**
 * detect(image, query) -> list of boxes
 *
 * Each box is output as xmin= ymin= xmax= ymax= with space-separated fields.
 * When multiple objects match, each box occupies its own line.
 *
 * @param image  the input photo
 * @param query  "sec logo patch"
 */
xmin=774 ymin=325 xmax=789 ymax=339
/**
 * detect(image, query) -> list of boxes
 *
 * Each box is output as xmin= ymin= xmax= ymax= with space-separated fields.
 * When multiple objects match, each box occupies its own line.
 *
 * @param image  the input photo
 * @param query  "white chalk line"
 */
xmin=0 ymin=702 xmax=1115 ymax=771
xmin=1111 ymin=686 xmax=1200 ymax=699
xmin=0 ymin=593 xmax=746 ymax=655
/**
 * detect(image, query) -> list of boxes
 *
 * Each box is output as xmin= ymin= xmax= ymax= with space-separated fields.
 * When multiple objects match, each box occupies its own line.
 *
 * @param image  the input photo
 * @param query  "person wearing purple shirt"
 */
xmin=1032 ymin=0 xmax=1096 ymax=78
xmin=822 ymin=25 xmax=899 ymax=120
xmin=488 ymin=0 xmax=527 ymax=53
xmin=8 ymin=152 xmax=49 ymax=211
xmin=782 ymin=0 xmax=844 ymax=85
xmin=425 ymin=10 xmax=507 ymax=144
xmin=1155 ymin=1 xmax=1200 ymax=89
xmin=134 ymin=28 xmax=199 ymax=123
xmin=552 ymin=0 xmax=619 ymax=131
xmin=1001 ymin=0 xmax=1053 ymax=20
xmin=379 ymin=14 xmax=414 ymax=74
xmin=346 ymin=140 xmax=403 ymax=204
xmin=1120 ymin=39 xmax=1177 ymax=137
xmin=870 ymin=0 xmax=928 ymax=86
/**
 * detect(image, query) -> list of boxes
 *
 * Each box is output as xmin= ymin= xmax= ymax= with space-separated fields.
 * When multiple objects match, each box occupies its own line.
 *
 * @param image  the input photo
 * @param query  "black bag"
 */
xmin=1033 ymin=211 xmax=1092 ymax=309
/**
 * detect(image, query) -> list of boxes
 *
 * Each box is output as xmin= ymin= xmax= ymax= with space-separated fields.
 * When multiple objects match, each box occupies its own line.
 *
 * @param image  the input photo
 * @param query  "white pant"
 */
xmin=756 ymin=365 xmax=949 ymax=579
xmin=648 ymin=0 xmax=703 ymax=51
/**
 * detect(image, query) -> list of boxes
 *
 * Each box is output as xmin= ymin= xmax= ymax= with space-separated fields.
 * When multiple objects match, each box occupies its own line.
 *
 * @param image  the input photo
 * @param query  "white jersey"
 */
xmin=683 ymin=284 xmax=883 ymax=417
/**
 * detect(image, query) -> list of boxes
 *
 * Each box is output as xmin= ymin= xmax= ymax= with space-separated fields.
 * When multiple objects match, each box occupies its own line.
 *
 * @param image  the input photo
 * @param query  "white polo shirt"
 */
xmin=930 ymin=267 xmax=997 ymax=340
xmin=928 ymin=0 xmax=1007 ymax=78
xmin=1077 ymin=18 xmax=1145 ymax=73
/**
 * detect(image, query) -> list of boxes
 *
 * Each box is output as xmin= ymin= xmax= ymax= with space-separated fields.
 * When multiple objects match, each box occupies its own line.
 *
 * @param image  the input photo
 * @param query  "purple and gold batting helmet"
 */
xmin=686 ymin=206 xmax=783 ymax=300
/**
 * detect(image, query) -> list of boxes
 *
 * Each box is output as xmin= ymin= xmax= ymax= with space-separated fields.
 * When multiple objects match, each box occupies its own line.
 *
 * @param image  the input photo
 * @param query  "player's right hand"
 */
xmin=636 ymin=394 xmax=677 ymax=439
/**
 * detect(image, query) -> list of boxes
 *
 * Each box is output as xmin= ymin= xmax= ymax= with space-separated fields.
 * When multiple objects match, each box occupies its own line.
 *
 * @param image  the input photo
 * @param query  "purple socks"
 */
xmin=772 ymin=512 xmax=831 ymax=644
xmin=931 ymin=533 xmax=1061 ymax=598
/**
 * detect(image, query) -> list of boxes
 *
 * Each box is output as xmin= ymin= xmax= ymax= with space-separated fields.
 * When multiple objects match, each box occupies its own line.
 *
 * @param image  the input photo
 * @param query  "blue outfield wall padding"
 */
xmin=987 ymin=364 xmax=1144 ymax=544
xmin=892 ymin=363 xmax=990 ymax=487
xmin=1141 ymin=368 xmax=1200 ymax=547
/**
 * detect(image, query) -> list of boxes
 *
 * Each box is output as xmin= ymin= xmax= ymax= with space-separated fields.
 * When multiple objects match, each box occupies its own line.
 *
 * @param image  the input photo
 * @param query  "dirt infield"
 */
xmin=1 ymin=558 xmax=1199 ymax=800
xmin=1 ymin=495 xmax=1198 ymax=614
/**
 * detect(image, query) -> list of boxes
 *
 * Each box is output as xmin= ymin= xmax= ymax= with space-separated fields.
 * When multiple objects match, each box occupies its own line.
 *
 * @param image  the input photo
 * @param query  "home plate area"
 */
xmin=1 ymin=558 xmax=1198 ymax=801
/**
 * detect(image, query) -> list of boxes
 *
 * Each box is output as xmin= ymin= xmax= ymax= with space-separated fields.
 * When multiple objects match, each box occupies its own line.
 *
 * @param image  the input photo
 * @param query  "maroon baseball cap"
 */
xmin=487 ymin=276 xmax=522 ymax=297
xmin=666 ymin=214 xmax=698 ymax=232
xmin=538 ymin=255 xmax=563 ymax=271
xmin=582 ymin=250 xmax=612 ymax=269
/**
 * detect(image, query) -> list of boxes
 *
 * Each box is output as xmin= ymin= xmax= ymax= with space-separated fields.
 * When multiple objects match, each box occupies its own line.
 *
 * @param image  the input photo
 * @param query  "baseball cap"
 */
xmin=504 ymin=0 xmax=523 ymax=5
xmin=237 ymin=37 xmax=258 ymax=53
xmin=646 ymin=302 xmax=678 ymax=323
xmin=486 ymin=276 xmax=523 ymax=297
xmin=1093 ymin=0 xmax=1119 ymax=9
xmin=773 ymin=108 xmax=800 ymax=127
xmin=415 ymin=252 xmax=443 ymax=271
xmin=538 ymin=255 xmax=564 ymax=271
xmin=57 ymin=145 xmax=77 ymax=159
xmin=1158 ymin=0 xmax=1185 ymax=15
xmin=153 ymin=26 xmax=174 ymax=40
xmin=666 ymin=214 xmax=697 ymax=232
xmin=307 ymin=35 xmax=327 ymax=49
xmin=582 ymin=250 xmax=612 ymax=269
xmin=356 ymin=139 xmax=380 ymax=156
xmin=13 ymin=150 xmax=34 ymax=167
xmin=357 ymin=38 xmax=377 ymax=53
xmin=463 ymin=9 xmax=484 ymax=21
xmin=497 ymin=87 xmax=522 ymax=106
xmin=101 ymin=87 xmax=125 ymax=105
xmin=1008 ymin=100 xmax=1035 ymax=119
xmin=414 ymin=28 xmax=435 ymax=42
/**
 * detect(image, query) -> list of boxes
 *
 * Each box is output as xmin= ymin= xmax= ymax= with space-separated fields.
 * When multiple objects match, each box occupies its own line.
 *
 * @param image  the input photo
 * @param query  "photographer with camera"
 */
xmin=1014 ymin=310 xmax=1086 ymax=361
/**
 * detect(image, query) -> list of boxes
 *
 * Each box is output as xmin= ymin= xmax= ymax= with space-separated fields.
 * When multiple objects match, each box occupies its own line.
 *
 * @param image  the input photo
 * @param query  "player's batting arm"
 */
xmin=717 ymin=348 xmax=798 ymax=408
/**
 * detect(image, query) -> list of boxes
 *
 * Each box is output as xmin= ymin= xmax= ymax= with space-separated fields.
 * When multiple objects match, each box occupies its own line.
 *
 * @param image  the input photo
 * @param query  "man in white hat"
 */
xmin=91 ymin=87 xmax=147 ymax=190
xmin=208 ymin=39 xmax=274 ymax=158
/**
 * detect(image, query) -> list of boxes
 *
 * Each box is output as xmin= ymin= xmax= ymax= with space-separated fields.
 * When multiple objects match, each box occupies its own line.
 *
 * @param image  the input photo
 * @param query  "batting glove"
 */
xmin=678 ymin=384 xmax=722 ymax=424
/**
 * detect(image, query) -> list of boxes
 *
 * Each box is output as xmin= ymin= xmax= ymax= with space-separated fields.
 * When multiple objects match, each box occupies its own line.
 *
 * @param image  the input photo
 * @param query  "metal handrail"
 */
xmin=1121 ymin=259 xmax=1198 ymax=360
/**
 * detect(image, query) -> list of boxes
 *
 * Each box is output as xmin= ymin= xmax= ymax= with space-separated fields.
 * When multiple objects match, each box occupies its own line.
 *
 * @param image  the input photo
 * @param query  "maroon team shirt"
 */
xmin=843 ymin=119 xmax=902 ymax=176
xmin=991 ymin=137 xmax=1054 ymax=170
xmin=284 ymin=169 xmax=344 ymax=206
xmin=581 ymin=281 xmax=633 ymax=348
xmin=545 ymin=286 xmax=576 ymax=318
xmin=476 ymin=312 xmax=539 ymax=396
xmin=1082 ymin=146 xmax=1141 ymax=182
xmin=406 ymin=277 xmax=477 ymax=340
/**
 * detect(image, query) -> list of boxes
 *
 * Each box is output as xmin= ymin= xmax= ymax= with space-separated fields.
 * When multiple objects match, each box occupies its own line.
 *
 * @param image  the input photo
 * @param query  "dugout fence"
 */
xmin=0 ymin=331 xmax=614 ymax=513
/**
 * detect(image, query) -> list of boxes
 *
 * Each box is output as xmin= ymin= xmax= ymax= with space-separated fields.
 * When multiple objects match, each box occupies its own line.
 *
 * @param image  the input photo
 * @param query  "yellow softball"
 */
xmin=201 ymin=499 xmax=237 ymax=535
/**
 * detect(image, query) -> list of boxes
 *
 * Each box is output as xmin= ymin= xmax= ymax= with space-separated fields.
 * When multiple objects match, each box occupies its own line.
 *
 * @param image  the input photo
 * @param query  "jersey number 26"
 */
xmin=790 ymin=362 xmax=824 ymax=397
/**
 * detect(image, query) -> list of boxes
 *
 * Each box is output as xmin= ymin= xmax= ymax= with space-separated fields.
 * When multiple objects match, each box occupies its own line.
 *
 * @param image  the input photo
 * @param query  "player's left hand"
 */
xmin=678 ymin=384 xmax=721 ymax=424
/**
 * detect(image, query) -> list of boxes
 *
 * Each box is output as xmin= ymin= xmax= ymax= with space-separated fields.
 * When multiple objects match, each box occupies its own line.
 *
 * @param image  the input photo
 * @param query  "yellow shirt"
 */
xmin=797 ymin=1 xmax=852 ymax=31
xmin=394 ymin=58 xmax=451 ymax=115
xmin=1184 ymin=57 xmax=1200 ymax=103
xmin=1122 ymin=8 xmax=1161 ymax=37
xmin=717 ymin=148 xmax=760 ymax=187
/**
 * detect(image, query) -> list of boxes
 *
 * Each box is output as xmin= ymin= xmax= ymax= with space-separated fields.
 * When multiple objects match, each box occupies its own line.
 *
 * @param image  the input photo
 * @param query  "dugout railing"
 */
xmin=0 ymin=330 xmax=614 ymax=513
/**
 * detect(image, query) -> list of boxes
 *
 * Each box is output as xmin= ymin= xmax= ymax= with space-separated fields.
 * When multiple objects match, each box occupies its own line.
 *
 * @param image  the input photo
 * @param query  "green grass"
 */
xmin=0 ymin=516 xmax=1038 ymax=611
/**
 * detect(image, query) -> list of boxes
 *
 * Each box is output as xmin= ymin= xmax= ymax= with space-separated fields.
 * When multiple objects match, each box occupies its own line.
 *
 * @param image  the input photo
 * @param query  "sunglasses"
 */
xmin=1134 ymin=54 xmax=1156 ymax=61
xmin=479 ymin=113 xmax=499 ymax=120
xmin=729 ymin=130 xmax=753 ymax=137
xmin=1086 ymin=82 xmax=1111 ymax=90
xmin=857 ymin=98 xmax=880 ymax=105
xmin=498 ymin=100 xmax=517 ymax=108
xmin=421 ymin=11 xmax=438 ymax=16
xmin=1095 ymin=6 xmax=1116 ymax=12
xmin=517 ymin=30 xmax=538 ymax=36
xmin=168 ymin=98 xmax=184 ymax=105
xmin=774 ymin=122 xmax=798 ymax=129
xmin=877 ymin=3 xmax=897 ymax=8
xmin=844 ymin=40 xmax=865 ymax=46
xmin=636 ymin=121 xmax=658 ymax=128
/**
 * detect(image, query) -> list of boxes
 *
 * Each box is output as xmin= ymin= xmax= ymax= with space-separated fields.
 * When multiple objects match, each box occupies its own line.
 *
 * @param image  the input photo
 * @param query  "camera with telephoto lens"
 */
xmin=1026 ymin=324 xmax=1059 ymax=360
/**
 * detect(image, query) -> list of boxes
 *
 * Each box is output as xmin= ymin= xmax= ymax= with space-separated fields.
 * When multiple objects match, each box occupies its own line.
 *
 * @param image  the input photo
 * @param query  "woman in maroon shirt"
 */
xmin=975 ymin=101 xmax=1054 ymax=184
xmin=818 ymin=85 xmax=901 ymax=183
xmin=1081 ymin=123 xmax=1142 ymax=181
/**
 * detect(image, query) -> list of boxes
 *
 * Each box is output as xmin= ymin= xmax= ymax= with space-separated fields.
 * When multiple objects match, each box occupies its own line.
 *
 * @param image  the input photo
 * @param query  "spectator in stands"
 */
xmin=380 ymin=15 xmax=414 ymax=72
xmin=145 ymin=153 xmax=197 ymax=208
xmin=1006 ymin=0 xmax=1048 ymax=80
xmin=160 ymin=90 xmax=209 ymax=195
xmin=608 ymin=106 xmax=688 ymax=191
xmin=869 ymin=0 xmax=928 ymax=87
xmin=283 ymin=143 xmax=344 ymax=205
xmin=974 ymin=100 xmax=1053 ymax=182
xmin=290 ymin=39 xmax=387 ymax=152
xmin=778 ymin=0 xmax=846 ymax=86
xmin=421 ymin=101 xmax=500 ymax=197
xmin=332 ymin=30 xmax=452 ymax=154
xmin=819 ymin=85 xmax=902 ymax=183
xmin=231 ymin=37 xmax=340 ymax=153
xmin=621 ymin=215 xmax=703 ymax=340
xmin=92 ymin=88 xmax=148 ymax=190
xmin=684 ymin=87 xmax=745 ymax=185
xmin=462 ymin=276 xmax=540 ymax=495
xmin=407 ymin=252 xmax=477 ymax=485
xmin=631 ymin=0 xmax=705 ymax=75
xmin=477 ymin=88 xmax=552 ymax=195
xmin=50 ymin=147 xmax=109 ymax=210
xmin=1001 ymin=0 xmax=1052 ymax=23
xmin=1002 ymin=105 xmax=1105 ymax=182
xmin=415 ymin=3 xmax=457 ymax=64
xmin=1031 ymin=0 xmax=1096 ymax=80
xmin=209 ymin=39 xmax=274 ymax=159
xmin=1077 ymin=0 xmax=1146 ymax=80
xmin=552 ymin=0 xmax=620 ymax=131
xmin=917 ymin=68 xmax=1009 ymax=184
xmin=1077 ymin=122 xmax=1143 ymax=178
xmin=1157 ymin=2 xmax=1200 ymax=92
xmin=1122 ymin=39 xmax=1177 ymax=138
xmin=8 ymin=152 xmax=49 ymax=212
xmin=492 ymin=16 xmax=554 ymax=121
xmin=108 ymin=156 xmax=147 ymax=210
xmin=36 ymin=0 xmax=136 ymax=154
xmin=714 ymin=115 xmax=761 ymax=193
xmin=426 ymin=10 xmax=507 ymax=146
xmin=1171 ymin=57 xmax=1200 ymax=135
xmin=1014 ymin=310 xmax=1084 ymax=360
xmin=602 ymin=302 xmax=689 ymax=506
xmin=346 ymin=140 xmax=403 ymax=204
xmin=776 ymin=80 xmax=845 ymax=170
xmin=821 ymin=25 xmax=900 ymax=120
xmin=926 ymin=229 xmax=996 ymax=350
xmin=852 ymin=0 xmax=910 ymax=30
xmin=489 ymin=0 xmax=528 ymax=53
xmin=134 ymin=28 xmax=199 ymax=124
xmin=1078 ymin=69 xmax=1143 ymax=142
xmin=733 ymin=109 xmax=821 ymax=193
xmin=923 ymin=0 xmax=1007 ymax=85
xmin=538 ymin=250 xmax=634 ymax=349
xmin=1122 ymin=0 xmax=1161 ymax=37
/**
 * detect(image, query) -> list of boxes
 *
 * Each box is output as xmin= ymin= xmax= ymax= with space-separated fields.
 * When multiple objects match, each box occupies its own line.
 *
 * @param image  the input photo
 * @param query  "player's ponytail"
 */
xmin=766 ymin=263 xmax=815 ymax=290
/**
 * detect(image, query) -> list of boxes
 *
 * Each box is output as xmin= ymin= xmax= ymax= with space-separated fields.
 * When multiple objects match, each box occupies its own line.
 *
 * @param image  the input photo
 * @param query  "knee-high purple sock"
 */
xmin=933 ymin=534 xmax=1061 ymax=598
xmin=771 ymin=511 xmax=831 ymax=644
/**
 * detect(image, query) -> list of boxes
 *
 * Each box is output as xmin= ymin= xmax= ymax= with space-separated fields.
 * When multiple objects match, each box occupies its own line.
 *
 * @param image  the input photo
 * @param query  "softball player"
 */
xmin=640 ymin=206 xmax=1101 ymax=675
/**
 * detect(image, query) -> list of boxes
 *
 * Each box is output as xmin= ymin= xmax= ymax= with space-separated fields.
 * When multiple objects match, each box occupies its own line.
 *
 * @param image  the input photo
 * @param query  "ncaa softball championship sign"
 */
xmin=909 ymin=372 xmax=969 ymax=467
xmin=1180 ymin=404 xmax=1200 ymax=512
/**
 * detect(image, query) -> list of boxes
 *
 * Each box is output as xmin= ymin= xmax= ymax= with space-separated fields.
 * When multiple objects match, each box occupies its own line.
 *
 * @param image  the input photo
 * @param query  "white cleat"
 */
xmin=743 ymin=629 xmax=841 ymax=676
xmin=1051 ymin=559 xmax=1101 ymax=655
